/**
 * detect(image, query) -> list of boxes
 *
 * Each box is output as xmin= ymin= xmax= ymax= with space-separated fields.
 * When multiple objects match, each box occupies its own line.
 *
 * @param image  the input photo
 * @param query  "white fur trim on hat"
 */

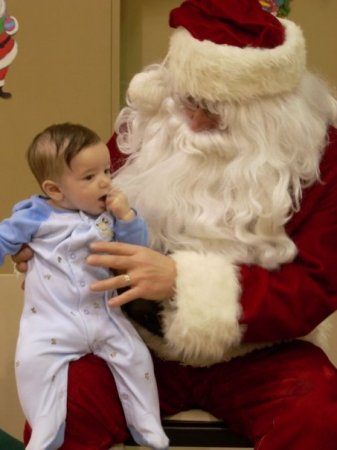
xmin=167 ymin=18 xmax=306 ymax=103
xmin=158 ymin=251 xmax=243 ymax=366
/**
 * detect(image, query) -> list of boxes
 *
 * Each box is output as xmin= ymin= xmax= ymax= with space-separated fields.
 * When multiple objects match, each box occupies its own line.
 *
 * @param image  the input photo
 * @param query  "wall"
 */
xmin=0 ymin=275 xmax=24 ymax=439
xmin=0 ymin=0 xmax=120 ymax=273
xmin=120 ymin=0 xmax=176 ymax=105
xmin=291 ymin=0 xmax=337 ymax=90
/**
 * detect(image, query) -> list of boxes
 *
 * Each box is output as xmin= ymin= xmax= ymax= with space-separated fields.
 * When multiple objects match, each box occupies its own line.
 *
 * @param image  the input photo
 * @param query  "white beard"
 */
xmin=114 ymin=73 xmax=334 ymax=268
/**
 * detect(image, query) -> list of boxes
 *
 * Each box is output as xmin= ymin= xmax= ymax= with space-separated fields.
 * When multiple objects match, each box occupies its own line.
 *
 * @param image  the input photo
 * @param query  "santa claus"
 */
xmin=0 ymin=0 xmax=18 ymax=98
xmin=21 ymin=0 xmax=337 ymax=449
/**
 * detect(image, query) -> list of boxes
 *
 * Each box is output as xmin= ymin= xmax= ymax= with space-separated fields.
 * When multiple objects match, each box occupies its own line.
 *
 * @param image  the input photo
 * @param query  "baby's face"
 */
xmin=58 ymin=142 xmax=112 ymax=216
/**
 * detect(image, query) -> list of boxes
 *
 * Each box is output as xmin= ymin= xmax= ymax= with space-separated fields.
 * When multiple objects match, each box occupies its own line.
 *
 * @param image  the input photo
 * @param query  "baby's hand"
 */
xmin=106 ymin=188 xmax=135 ymax=222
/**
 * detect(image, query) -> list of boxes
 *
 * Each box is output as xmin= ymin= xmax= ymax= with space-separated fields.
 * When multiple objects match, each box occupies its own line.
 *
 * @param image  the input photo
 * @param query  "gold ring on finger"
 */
xmin=123 ymin=273 xmax=132 ymax=286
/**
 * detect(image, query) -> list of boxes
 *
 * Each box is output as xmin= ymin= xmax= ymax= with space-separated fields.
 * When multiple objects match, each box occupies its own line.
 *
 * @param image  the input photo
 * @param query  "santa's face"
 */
xmin=180 ymin=97 xmax=220 ymax=132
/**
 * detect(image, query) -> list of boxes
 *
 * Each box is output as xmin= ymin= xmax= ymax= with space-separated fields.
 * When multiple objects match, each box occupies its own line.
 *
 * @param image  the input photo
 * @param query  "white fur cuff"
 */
xmin=167 ymin=19 xmax=306 ymax=103
xmin=162 ymin=251 xmax=243 ymax=366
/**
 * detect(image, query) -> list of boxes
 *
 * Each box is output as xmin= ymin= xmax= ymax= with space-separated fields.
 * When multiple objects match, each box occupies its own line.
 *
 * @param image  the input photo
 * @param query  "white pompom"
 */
xmin=127 ymin=65 xmax=170 ymax=113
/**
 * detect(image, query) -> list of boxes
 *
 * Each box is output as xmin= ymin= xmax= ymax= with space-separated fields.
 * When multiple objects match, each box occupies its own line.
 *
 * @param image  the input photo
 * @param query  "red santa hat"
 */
xmin=127 ymin=0 xmax=306 ymax=109
xmin=167 ymin=0 xmax=306 ymax=103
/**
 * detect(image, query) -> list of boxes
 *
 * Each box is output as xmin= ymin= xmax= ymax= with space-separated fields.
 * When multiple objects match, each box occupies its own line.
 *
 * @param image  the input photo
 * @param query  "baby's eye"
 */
xmin=105 ymin=168 xmax=112 ymax=176
xmin=84 ymin=174 xmax=94 ymax=181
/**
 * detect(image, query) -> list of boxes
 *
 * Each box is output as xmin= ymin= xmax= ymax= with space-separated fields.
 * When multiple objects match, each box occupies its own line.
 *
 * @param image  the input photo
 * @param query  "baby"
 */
xmin=0 ymin=123 xmax=168 ymax=450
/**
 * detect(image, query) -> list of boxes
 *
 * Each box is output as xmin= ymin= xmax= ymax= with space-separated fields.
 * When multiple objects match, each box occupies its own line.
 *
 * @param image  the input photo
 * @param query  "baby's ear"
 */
xmin=41 ymin=179 xmax=63 ymax=201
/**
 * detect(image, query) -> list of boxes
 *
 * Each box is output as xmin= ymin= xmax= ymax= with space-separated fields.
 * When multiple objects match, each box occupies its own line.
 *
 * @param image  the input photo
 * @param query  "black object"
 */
xmin=125 ymin=418 xmax=253 ymax=448
xmin=122 ymin=298 xmax=164 ymax=336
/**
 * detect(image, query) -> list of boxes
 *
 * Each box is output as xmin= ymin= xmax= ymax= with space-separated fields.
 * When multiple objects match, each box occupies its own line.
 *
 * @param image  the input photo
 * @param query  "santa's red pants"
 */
xmin=24 ymin=340 xmax=337 ymax=449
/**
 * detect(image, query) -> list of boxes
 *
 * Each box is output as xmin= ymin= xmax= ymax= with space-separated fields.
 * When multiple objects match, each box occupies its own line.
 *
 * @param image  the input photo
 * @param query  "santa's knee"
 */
xmin=304 ymin=391 xmax=337 ymax=435
xmin=294 ymin=360 xmax=337 ymax=415
xmin=277 ymin=364 xmax=337 ymax=445
xmin=65 ymin=355 xmax=129 ymax=448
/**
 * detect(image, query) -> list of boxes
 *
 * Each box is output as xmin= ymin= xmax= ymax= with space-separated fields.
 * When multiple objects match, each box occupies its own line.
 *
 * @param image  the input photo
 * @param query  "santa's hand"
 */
xmin=87 ymin=241 xmax=176 ymax=306
xmin=12 ymin=244 xmax=34 ymax=273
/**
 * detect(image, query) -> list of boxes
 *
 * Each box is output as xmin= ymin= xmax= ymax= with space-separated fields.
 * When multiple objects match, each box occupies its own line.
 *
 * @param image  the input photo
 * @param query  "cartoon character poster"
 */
xmin=0 ymin=0 xmax=18 ymax=99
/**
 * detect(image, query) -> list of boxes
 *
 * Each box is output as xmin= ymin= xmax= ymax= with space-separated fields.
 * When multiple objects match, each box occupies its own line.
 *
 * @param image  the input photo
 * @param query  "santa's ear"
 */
xmin=41 ymin=179 xmax=63 ymax=201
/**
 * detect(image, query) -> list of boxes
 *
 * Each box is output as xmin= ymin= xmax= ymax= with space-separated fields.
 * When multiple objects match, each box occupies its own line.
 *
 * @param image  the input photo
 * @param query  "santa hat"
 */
xmin=128 ymin=0 xmax=306 ymax=109
xmin=167 ymin=0 xmax=306 ymax=103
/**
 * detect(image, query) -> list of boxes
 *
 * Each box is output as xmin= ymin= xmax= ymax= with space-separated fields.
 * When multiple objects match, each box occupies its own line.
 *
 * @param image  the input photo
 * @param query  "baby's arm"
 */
xmin=105 ymin=188 xmax=148 ymax=247
xmin=106 ymin=188 xmax=135 ymax=222
xmin=0 ymin=215 xmax=25 ymax=265
xmin=0 ymin=196 xmax=49 ymax=266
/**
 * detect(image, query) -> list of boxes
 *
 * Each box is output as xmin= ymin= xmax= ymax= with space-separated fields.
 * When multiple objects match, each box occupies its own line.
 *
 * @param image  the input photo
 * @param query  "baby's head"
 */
xmin=27 ymin=122 xmax=101 ymax=187
xmin=27 ymin=123 xmax=112 ymax=215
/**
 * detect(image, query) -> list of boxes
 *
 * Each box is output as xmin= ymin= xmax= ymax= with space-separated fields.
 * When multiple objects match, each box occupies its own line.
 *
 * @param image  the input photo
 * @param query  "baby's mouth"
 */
xmin=99 ymin=195 xmax=107 ymax=202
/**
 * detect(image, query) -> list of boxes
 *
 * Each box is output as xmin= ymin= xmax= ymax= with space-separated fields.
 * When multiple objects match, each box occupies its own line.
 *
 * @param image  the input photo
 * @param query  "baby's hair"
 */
xmin=27 ymin=123 xmax=101 ymax=187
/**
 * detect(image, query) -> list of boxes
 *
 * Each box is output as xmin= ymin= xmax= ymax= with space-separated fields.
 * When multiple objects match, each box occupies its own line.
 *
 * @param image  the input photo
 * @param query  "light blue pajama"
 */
xmin=0 ymin=195 xmax=169 ymax=450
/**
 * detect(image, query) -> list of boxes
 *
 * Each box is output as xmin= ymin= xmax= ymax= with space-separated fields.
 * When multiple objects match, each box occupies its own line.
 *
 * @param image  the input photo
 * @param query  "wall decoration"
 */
xmin=0 ymin=0 xmax=18 ymax=99
xmin=259 ymin=0 xmax=292 ymax=17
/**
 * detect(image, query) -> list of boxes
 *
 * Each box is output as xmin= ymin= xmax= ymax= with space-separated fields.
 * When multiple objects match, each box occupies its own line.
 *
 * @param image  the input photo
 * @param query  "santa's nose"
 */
xmin=187 ymin=107 xmax=218 ymax=132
